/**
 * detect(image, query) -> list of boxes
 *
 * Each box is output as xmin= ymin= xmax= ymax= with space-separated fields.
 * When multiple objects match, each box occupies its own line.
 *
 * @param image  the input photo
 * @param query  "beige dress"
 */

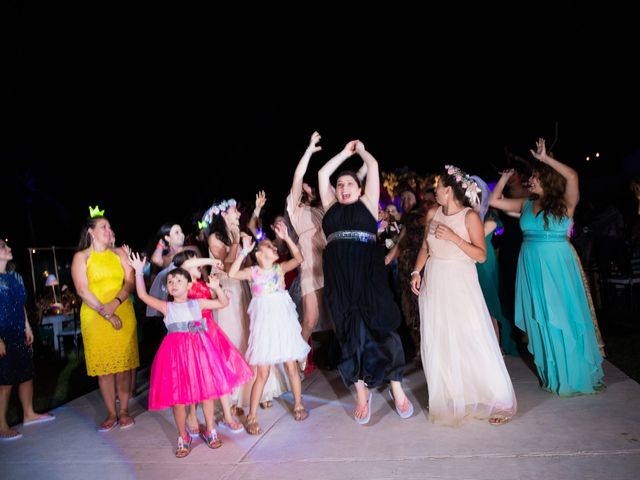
xmin=286 ymin=192 xmax=326 ymax=296
xmin=419 ymin=207 xmax=516 ymax=425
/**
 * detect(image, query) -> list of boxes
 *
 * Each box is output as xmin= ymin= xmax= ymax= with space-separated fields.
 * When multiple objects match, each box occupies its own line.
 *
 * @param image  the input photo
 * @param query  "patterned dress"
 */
xmin=0 ymin=272 xmax=34 ymax=385
xmin=81 ymin=249 xmax=139 ymax=376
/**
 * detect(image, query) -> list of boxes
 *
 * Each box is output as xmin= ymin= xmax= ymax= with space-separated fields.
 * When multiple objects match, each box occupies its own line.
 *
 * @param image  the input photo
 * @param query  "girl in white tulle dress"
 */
xmin=411 ymin=166 xmax=517 ymax=426
xmin=229 ymin=222 xmax=311 ymax=435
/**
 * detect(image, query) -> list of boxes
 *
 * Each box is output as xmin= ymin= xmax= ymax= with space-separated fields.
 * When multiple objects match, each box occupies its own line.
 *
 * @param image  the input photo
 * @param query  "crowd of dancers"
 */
xmin=0 ymin=134 xmax=604 ymax=457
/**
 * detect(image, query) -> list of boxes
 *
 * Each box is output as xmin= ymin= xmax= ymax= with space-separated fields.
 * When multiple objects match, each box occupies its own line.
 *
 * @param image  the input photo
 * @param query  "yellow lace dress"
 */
xmin=81 ymin=249 xmax=139 ymax=376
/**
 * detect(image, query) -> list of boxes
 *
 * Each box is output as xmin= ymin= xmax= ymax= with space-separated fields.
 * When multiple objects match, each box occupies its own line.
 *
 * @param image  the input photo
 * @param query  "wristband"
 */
xmin=410 ymin=270 xmax=420 ymax=276
xmin=115 ymin=297 xmax=123 ymax=305
xmin=240 ymin=247 xmax=251 ymax=257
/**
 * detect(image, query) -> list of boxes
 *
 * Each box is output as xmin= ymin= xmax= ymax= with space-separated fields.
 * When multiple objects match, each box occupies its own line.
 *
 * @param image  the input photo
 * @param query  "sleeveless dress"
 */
xmin=419 ymin=207 xmax=517 ymax=425
xmin=216 ymin=265 xmax=288 ymax=407
xmin=148 ymin=300 xmax=253 ymax=410
xmin=0 ymin=272 xmax=34 ymax=385
xmin=516 ymin=200 xmax=604 ymax=395
xmin=322 ymin=201 xmax=405 ymax=388
xmin=286 ymin=193 xmax=327 ymax=296
xmin=246 ymin=264 xmax=311 ymax=365
xmin=187 ymin=280 xmax=254 ymax=386
xmin=81 ymin=249 xmax=139 ymax=376
xmin=476 ymin=211 xmax=519 ymax=356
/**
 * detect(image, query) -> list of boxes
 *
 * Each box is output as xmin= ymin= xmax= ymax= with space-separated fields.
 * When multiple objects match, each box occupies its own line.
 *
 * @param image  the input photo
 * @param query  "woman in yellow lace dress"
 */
xmin=71 ymin=215 xmax=139 ymax=431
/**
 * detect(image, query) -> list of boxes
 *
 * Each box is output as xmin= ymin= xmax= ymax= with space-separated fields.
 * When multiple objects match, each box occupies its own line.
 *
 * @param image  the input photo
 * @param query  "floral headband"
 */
xmin=201 ymin=198 xmax=237 ymax=228
xmin=444 ymin=165 xmax=480 ymax=208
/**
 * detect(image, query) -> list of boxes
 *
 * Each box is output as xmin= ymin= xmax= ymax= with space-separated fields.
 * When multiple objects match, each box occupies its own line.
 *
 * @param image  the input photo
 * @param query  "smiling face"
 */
xmin=89 ymin=219 xmax=114 ymax=248
xmin=165 ymin=224 xmax=185 ymax=249
xmin=221 ymin=205 xmax=241 ymax=228
xmin=527 ymin=174 xmax=543 ymax=195
xmin=335 ymin=174 xmax=361 ymax=204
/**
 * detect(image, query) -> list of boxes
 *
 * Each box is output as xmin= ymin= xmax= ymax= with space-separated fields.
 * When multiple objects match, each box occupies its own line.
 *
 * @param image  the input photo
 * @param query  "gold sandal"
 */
xmin=488 ymin=416 xmax=511 ymax=426
xmin=245 ymin=416 xmax=262 ymax=435
xmin=293 ymin=406 xmax=309 ymax=422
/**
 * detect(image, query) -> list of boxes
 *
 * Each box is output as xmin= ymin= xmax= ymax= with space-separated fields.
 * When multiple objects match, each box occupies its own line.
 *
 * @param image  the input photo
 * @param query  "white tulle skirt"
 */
xmin=217 ymin=276 xmax=288 ymax=407
xmin=419 ymin=258 xmax=517 ymax=426
xmin=247 ymin=291 xmax=311 ymax=365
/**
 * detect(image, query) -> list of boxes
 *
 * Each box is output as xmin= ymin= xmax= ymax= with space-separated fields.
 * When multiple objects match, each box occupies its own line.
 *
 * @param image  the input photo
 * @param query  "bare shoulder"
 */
xmin=73 ymin=248 xmax=91 ymax=262
xmin=465 ymin=209 xmax=482 ymax=222
xmin=426 ymin=206 xmax=438 ymax=222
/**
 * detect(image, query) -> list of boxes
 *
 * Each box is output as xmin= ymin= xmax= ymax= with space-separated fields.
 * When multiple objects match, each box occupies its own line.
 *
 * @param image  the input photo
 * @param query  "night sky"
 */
xmin=3 ymin=8 xmax=640 ymax=266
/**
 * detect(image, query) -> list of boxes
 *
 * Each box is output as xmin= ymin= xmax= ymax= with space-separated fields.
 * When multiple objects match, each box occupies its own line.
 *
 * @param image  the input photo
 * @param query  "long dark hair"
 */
xmin=439 ymin=168 xmax=474 ymax=208
xmin=77 ymin=216 xmax=108 ymax=250
xmin=532 ymin=162 xmax=568 ymax=229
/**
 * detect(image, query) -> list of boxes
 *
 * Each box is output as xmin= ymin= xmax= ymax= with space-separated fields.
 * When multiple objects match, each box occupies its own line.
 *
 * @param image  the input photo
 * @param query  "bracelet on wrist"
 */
xmin=115 ymin=296 xmax=123 ymax=305
xmin=410 ymin=270 xmax=420 ymax=276
xmin=240 ymin=247 xmax=251 ymax=257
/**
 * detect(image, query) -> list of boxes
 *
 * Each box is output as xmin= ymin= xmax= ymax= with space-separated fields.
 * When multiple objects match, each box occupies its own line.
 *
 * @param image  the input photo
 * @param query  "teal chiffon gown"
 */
xmin=516 ymin=200 xmax=604 ymax=396
xmin=476 ymin=212 xmax=519 ymax=356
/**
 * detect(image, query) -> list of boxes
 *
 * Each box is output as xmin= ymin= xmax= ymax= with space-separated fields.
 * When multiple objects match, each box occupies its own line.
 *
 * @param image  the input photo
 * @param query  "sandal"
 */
xmin=200 ymin=429 xmax=223 ymax=449
xmin=0 ymin=429 xmax=22 ymax=441
xmin=230 ymin=405 xmax=245 ymax=417
xmin=259 ymin=400 xmax=273 ymax=409
xmin=217 ymin=420 xmax=244 ymax=434
xmin=186 ymin=423 xmax=201 ymax=438
xmin=118 ymin=413 xmax=135 ymax=429
xmin=488 ymin=416 xmax=511 ymax=426
xmin=97 ymin=416 xmax=118 ymax=432
xmin=293 ymin=406 xmax=309 ymax=422
xmin=245 ymin=416 xmax=262 ymax=436
xmin=175 ymin=434 xmax=192 ymax=458
xmin=389 ymin=389 xmax=414 ymax=419
xmin=354 ymin=390 xmax=372 ymax=425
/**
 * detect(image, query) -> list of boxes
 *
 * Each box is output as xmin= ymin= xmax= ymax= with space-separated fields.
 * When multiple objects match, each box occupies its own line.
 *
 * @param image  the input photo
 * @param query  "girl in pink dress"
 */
xmin=173 ymin=251 xmax=250 ymax=435
xmin=229 ymin=223 xmax=311 ymax=435
xmin=128 ymin=252 xmax=253 ymax=458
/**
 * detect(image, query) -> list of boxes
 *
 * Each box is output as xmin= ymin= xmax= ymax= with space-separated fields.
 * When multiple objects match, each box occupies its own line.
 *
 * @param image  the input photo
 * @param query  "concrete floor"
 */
xmin=1 ymin=357 xmax=639 ymax=479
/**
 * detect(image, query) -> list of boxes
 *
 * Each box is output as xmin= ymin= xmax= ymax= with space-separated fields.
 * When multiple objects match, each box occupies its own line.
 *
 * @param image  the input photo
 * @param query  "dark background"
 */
xmin=3 ymin=3 xmax=640 ymax=260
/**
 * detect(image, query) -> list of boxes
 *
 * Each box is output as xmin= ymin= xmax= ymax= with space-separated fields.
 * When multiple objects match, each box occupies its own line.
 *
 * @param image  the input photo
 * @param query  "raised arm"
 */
xmin=128 ymin=251 xmax=167 ymax=315
xmin=248 ymin=190 xmax=266 ymax=239
xmin=228 ymin=235 xmax=254 ymax=281
xmin=489 ymin=169 xmax=527 ymax=214
xmin=198 ymin=274 xmax=230 ymax=310
xmin=530 ymin=137 xmax=579 ymax=214
xmin=273 ymin=221 xmax=303 ymax=274
xmin=355 ymin=141 xmax=380 ymax=217
xmin=291 ymin=132 xmax=322 ymax=205
xmin=318 ymin=140 xmax=358 ymax=210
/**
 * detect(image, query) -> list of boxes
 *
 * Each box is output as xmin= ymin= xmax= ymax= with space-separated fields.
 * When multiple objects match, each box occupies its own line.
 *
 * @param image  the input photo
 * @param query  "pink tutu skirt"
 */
xmin=148 ymin=326 xmax=254 ymax=410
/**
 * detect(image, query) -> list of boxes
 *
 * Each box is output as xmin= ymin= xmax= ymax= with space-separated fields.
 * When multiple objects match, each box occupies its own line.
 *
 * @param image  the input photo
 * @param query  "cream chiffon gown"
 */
xmin=418 ymin=207 xmax=517 ymax=425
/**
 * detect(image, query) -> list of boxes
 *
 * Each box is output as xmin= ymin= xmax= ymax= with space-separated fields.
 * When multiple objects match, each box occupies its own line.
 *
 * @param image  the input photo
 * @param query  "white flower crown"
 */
xmin=444 ymin=165 xmax=480 ymax=208
xmin=201 ymin=198 xmax=237 ymax=227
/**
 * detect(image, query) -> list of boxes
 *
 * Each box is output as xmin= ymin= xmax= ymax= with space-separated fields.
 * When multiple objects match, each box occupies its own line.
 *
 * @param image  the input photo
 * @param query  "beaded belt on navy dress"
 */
xmin=326 ymin=230 xmax=377 ymax=244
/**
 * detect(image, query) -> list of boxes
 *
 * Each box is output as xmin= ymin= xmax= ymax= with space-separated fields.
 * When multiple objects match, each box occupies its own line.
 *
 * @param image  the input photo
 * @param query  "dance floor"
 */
xmin=1 ymin=357 xmax=639 ymax=479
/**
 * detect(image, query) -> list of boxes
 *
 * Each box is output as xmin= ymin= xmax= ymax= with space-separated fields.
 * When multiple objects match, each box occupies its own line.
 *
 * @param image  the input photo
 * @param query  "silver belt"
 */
xmin=166 ymin=320 xmax=208 ymax=342
xmin=327 ymin=230 xmax=377 ymax=244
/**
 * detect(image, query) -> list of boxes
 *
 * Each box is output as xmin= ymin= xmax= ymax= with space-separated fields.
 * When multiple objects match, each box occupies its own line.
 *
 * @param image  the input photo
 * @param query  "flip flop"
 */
xmin=118 ymin=414 xmax=135 ymax=429
xmin=354 ymin=390 xmax=372 ymax=425
xmin=23 ymin=413 xmax=56 ymax=426
xmin=217 ymin=420 xmax=244 ymax=434
xmin=389 ymin=389 xmax=414 ymax=419
xmin=97 ymin=418 xmax=118 ymax=432
xmin=0 ymin=429 xmax=22 ymax=441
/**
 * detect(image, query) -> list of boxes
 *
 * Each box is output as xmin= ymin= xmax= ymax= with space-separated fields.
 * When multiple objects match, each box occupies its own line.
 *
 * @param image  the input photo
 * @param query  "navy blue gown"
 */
xmin=0 ymin=272 xmax=34 ymax=385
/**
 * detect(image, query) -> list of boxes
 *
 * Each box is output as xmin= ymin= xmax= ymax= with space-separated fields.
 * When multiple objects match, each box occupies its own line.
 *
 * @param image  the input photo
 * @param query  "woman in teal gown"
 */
xmin=471 ymin=176 xmax=519 ymax=356
xmin=490 ymin=139 xmax=604 ymax=396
